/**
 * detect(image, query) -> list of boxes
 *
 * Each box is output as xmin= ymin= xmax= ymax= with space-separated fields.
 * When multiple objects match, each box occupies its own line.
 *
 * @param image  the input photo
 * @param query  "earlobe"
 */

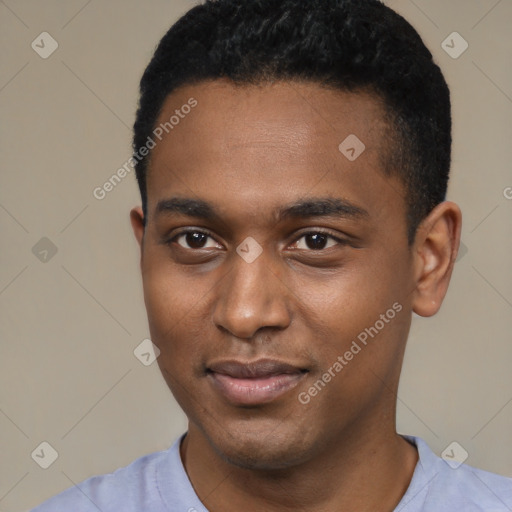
xmin=411 ymin=201 xmax=462 ymax=317
xmin=130 ymin=206 xmax=145 ymax=249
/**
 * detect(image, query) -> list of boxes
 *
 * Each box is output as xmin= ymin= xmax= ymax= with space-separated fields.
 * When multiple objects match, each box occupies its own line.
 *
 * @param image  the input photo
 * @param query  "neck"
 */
xmin=181 ymin=417 xmax=418 ymax=512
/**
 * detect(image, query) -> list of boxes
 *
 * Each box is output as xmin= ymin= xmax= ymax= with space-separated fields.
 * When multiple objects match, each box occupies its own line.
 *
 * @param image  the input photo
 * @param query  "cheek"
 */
xmin=294 ymin=261 xmax=398 ymax=331
xmin=142 ymin=261 xmax=200 ymax=350
xmin=293 ymin=255 xmax=410 ymax=369
xmin=142 ymin=251 xmax=200 ymax=322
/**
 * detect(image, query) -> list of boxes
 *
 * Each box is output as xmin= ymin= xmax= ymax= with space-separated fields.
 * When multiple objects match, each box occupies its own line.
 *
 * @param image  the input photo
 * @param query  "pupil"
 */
xmin=187 ymin=232 xmax=207 ymax=248
xmin=306 ymin=233 xmax=327 ymax=250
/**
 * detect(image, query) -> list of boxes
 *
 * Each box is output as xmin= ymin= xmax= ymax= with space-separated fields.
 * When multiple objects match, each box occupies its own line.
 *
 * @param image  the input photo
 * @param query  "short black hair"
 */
xmin=133 ymin=0 xmax=451 ymax=243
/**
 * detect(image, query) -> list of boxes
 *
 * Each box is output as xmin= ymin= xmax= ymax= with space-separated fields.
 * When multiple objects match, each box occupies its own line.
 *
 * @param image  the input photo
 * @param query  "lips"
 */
xmin=207 ymin=359 xmax=308 ymax=406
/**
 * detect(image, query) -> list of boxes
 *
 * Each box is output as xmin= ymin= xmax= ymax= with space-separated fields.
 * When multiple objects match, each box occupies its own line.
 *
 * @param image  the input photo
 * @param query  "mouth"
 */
xmin=206 ymin=359 xmax=308 ymax=406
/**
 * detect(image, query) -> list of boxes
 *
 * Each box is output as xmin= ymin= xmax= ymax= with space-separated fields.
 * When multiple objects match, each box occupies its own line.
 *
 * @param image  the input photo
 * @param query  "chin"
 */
xmin=205 ymin=419 xmax=317 ymax=471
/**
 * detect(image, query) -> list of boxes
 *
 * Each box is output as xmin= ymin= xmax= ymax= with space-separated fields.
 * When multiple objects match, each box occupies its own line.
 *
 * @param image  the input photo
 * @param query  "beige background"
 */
xmin=0 ymin=0 xmax=511 ymax=510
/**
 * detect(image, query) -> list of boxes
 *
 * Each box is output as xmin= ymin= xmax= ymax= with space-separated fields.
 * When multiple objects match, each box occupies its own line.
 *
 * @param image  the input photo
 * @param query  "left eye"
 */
xmin=291 ymin=232 xmax=341 ymax=251
xmin=174 ymin=231 xmax=220 ymax=249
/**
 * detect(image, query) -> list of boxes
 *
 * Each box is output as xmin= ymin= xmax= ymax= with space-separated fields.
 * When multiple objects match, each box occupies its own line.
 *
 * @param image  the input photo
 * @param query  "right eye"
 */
xmin=170 ymin=230 xmax=222 ymax=250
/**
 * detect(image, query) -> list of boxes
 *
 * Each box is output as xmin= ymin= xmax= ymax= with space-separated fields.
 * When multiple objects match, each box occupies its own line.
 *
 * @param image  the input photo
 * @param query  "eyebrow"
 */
xmin=156 ymin=197 xmax=219 ymax=220
xmin=155 ymin=196 xmax=368 ymax=222
xmin=276 ymin=198 xmax=368 ymax=221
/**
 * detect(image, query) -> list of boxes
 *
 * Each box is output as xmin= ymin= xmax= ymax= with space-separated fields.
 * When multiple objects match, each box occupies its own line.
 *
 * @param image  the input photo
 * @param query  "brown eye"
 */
xmin=305 ymin=233 xmax=329 ymax=250
xmin=292 ymin=232 xmax=340 ymax=251
xmin=174 ymin=231 xmax=221 ymax=249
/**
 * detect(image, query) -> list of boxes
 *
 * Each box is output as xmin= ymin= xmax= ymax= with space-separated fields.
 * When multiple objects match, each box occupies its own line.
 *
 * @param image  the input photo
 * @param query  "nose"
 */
xmin=212 ymin=249 xmax=292 ymax=340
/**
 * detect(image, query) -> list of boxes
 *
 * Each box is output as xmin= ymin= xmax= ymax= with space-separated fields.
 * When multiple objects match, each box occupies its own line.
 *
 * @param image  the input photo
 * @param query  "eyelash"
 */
xmin=168 ymin=228 xmax=347 ymax=251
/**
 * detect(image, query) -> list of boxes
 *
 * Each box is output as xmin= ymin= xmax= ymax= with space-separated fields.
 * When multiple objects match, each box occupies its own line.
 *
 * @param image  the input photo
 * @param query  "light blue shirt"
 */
xmin=31 ymin=435 xmax=512 ymax=511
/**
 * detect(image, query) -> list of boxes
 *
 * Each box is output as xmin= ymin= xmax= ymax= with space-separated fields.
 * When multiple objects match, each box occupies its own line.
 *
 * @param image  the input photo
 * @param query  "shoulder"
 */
xmin=30 ymin=445 xmax=173 ymax=512
xmin=430 ymin=460 xmax=512 ymax=511
xmin=399 ymin=436 xmax=512 ymax=512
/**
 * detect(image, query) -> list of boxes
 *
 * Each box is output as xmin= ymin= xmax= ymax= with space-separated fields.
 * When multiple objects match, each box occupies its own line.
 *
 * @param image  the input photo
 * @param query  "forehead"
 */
xmin=145 ymin=79 xmax=404 ymax=230
xmin=151 ymin=79 xmax=389 ymax=159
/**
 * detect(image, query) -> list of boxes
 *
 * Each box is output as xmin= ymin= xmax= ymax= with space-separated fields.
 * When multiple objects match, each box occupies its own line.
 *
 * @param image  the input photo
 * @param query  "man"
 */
xmin=32 ymin=0 xmax=512 ymax=510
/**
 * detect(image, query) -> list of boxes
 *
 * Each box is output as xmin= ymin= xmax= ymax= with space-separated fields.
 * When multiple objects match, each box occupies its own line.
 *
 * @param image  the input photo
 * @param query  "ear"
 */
xmin=411 ymin=201 xmax=462 ymax=317
xmin=130 ymin=206 xmax=145 ymax=255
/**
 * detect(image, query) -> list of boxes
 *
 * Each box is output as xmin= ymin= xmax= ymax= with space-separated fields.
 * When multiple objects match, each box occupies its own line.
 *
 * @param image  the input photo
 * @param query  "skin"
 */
xmin=130 ymin=79 xmax=462 ymax=512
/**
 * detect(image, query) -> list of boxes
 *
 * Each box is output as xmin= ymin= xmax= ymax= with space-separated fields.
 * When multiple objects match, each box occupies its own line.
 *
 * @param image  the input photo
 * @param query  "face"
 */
xmin=132 ymin=80 xmax=419 ymax=470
